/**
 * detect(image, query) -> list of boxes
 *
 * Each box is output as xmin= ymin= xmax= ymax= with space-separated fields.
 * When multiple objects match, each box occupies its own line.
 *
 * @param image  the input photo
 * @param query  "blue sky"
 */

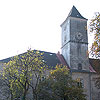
xmin=0 ymin=0 xmax=100 ymax=59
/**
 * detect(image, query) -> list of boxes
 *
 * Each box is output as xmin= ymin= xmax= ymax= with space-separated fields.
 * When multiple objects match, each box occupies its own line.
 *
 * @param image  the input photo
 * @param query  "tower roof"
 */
xmin=68 ymin=6 xmax=87 ymax=20
xmin=60 ymin=6 xmax=87 ymax=27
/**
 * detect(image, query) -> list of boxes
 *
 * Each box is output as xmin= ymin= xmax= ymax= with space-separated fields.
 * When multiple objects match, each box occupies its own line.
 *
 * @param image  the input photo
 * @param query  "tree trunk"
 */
xmin=21 ymin=79 xmax=29 ymax=100
xmin=22 ymin=90 xmax=27 ymax=100
xmin=35 ymin=94 xmax=38 ymax=100
xmin=64 ymin=97 xmax=66 ymax=100
xmin=32 ymin=89 xmax=38 ymax=100
xmin=11 ymin=94 xmax=13 ymax=100
xmin=10 ymin=90 xmax=13 ymax=100
xmin=22 ymin=84 xmax=29 ymax=100
xmin=33 ymin=94 xmax=38 ymax=100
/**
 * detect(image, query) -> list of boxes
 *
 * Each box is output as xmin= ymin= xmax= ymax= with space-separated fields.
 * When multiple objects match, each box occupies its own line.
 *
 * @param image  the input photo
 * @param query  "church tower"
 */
xmin=61 ymin=6 xmax=89 ymax=71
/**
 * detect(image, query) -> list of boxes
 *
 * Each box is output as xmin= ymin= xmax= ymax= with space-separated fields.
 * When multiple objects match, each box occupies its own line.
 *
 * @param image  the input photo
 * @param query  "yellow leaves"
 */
xmin=34 ymin=57 xmax=38 ymax=62
xmin=40 ymin=51 xmax=43 ymax=55
xmin=36 ymin=50 xmax=39 ymax=54
xmin=50 ymin=64 xmax=69 ymax=77
xmin=90 ymin=12 xmax=100 ymax=57
xmin=50 ymin=70 xmax=55 ymax=75
xmin=55 ymin=65 xmax=58 ymax=69
xmin=22 ymin=70 xmax=24 ymax=72
xmin=0 ymin=49 xmax=48 ymax=93
xmin=76 ymin=78 xmax=81 ymax=82
xmin=50 ymin=71 xmax=53 ymax=74
xmin=3 ymin=74 xmax=5 ymax=77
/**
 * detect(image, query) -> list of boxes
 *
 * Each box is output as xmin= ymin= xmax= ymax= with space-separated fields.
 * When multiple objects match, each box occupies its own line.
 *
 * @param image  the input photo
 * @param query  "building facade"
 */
xmin=0 ymin=6 xmax=100 ymax=100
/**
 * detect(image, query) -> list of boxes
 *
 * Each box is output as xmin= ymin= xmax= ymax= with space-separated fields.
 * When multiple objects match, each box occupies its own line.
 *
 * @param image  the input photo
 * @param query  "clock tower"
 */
xmin=61 ymin=6 xmax=89 ymax=71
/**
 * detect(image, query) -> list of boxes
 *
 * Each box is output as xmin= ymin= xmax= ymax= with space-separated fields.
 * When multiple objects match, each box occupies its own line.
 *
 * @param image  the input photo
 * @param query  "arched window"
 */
xmin=78 ymin=63 xmax=82 ymax=70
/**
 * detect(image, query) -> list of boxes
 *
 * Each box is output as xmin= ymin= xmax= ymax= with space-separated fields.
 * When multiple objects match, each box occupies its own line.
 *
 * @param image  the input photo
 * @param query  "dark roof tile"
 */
xmin=68 ymin=6 xmax=87 ymax=20
xmin=60 ymin=6 xmax=87 ymax=27
xmin=0 ymin=50 xmax=62 ymax=69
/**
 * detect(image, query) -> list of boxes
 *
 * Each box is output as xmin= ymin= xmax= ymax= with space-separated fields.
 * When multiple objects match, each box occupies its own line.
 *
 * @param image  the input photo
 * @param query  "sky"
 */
xmin=0 ymin=0 xmax=100 ymax=60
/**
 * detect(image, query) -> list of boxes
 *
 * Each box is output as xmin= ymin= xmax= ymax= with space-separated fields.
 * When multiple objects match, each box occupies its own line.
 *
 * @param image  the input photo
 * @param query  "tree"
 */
xmin=38 ymin=65 xmax=86 ymax=100
xmin=0 ymin=63 xmax=23 ymax=100
xmin=90 ymin=12 xmax=100 ymax=58
xmin=90 ymin=12 xmax=100 ymax=90
xmin=0 ymin=49 xmax=47 ymax=100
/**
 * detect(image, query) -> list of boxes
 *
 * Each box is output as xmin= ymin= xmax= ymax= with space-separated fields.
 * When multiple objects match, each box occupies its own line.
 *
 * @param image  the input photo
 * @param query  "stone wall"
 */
xmin=72 ymin=72 xmax=100 ymax=100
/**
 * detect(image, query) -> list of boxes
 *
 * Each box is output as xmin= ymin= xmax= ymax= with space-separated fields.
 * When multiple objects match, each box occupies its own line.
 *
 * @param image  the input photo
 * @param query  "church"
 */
xmin=0 ymin=6 xmax=100 ymax=100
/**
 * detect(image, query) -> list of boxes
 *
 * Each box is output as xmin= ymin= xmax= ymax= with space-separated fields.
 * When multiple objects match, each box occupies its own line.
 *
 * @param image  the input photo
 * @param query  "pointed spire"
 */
xmin=68 ymin=6 xmax=87 ymax=20
xmin=60 ymin=6 xmax=87 ymax=27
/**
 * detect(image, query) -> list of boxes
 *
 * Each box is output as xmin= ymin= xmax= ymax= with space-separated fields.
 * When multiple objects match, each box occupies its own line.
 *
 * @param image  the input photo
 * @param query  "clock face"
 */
xmin=76 ymin=32 xmax=82 ymax=40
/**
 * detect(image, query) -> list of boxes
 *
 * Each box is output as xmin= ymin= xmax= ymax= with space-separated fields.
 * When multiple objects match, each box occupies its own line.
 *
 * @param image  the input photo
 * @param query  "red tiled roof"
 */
xmin=56 ymin=51 xmax=69 ymax=68
xmin=89 ymin=65 xmax=96 ymax=73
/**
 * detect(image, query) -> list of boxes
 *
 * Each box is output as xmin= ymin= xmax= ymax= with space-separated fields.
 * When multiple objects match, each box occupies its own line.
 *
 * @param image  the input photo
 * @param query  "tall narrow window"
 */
xmin=64 ymin=26 xmax=66 ymax=31
xmin=64 ymin=35 xmax=66 ymax=42
xmin=76 ymin=78 xmax=84 ymax=88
